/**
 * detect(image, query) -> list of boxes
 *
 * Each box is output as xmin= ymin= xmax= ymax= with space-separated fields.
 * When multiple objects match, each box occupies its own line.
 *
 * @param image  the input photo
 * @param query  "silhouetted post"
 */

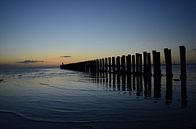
xmin=89 ymin=60 xmax=92 ymax=73
xmin=143 ymin=52 xmax=147 ymax=75
xmin=85 ymin=61 xmax=89 ymax=72
xmin=121 ymin=55 xmax=126 ymax=73
xmin=116 ymin=56 xmax=120 ymax=73
xmin=152 ymin=51 xmax=161 ymax=76
xmin=126 ymin=54 xmax=131 ymax=74
xmin=147 ymin=53 xmax=152 ymax=75
xmin=105 ymin=58 xmax=108 ymax=73
xmin=164 ymin=48 xmax=172 ymax=77
xmin=179 ymin=46 xmax=187 ymax=78
xmin=89 ymin=61 xmax=92 ymax=73
xmin=99 ymin=59 xmax=102 ymax=72
xmin=93 ymin=60 xmax=96 ymax=73
xmin=108 ymin=57 xmax=111 ymax=73
xmin=112 ymin=57 xmax=115 ymax=73
xmin=139 ymin=54 xmax=142 ymax=74
xmin=152 ymin=50 xmax=156 ymax=75
xmin=157 ymin=52 xmax=161 ymax=75
xmin=136 ymin=53 xmax=139 ymax=74
xmin=96 ymin=59 xmax=99 ymax=72
xmin=102 ymin=58 xmax=104 ymax=72
xmin=91 ymin=60 xmax=96 ymax=73
xmin=132 ymin=55 xmax=135 ymax=74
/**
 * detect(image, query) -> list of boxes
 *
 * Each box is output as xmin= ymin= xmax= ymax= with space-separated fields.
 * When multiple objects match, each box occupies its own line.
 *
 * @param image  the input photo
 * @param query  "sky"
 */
xmin=0 ymin=0 xmax=196 ymax=66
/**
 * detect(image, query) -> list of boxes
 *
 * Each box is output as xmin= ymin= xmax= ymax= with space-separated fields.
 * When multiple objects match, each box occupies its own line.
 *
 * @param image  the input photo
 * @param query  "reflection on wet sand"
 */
xmin=166 ymin=76 xmax=172 ymax=105
xmin=94 ymin=73 xmax=187 ymax=107
xmin=181 ymin=78 xmax=187 ymax=108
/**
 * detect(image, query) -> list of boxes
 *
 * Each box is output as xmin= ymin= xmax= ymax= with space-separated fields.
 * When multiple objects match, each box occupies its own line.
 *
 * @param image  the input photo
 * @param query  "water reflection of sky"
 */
xmin=0 ymin=66 xmax=196 ymax=129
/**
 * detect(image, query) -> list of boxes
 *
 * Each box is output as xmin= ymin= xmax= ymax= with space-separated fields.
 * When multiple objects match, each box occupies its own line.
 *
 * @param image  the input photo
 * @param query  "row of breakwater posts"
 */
xmin=60 ymin=46 xmax=187 ymax=79
xmin=60 ymin=46 xmax=187 ymax=107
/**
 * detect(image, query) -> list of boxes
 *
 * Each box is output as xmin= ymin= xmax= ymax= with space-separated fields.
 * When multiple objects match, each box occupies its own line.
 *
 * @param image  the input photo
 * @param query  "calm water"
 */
xmin=0 ymin=65 xmax=196 ymax=129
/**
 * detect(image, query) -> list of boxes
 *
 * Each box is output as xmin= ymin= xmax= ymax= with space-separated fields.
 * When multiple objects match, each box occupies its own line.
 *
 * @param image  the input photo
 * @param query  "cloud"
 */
xmin=192 ymin=48 xmax=196 ymax=51
xmin=60 ymin=56 xmax=71 ymax=58
xmin=16 ymin=60 xmax=44 ymax=64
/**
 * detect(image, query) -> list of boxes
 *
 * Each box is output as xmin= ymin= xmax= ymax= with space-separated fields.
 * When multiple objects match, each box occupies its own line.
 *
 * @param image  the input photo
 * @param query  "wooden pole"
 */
xmin=152 ymin=51 xmax=161 ymax=76
xmin=99 ymin=59 xmax=102 ymax=72
xmin=164 ymin=48 xmax=172 ymax=77
xmin=132 ymin=55 xmax=135 ymax=74
xmin=139 ymin=54 xmax=142 ymax=74
xmin=96 ymin=59 xmax=99 ymax=72
xmin=136 ymin=53 xmax=139 ymax=74
xmin=126 ymin=54 xmax=131 ymax=74
xmin=112 ymin=57 xmax=115 ymax=73
xmin=179 ymin=46 xmax=186 ymax=78
xmin=102 ymin=58 xmax=104 ymax=72
xmin=121 ymin=55 xmax=126 ymax=73
xmin=157 ymin=52 xmax=161 ymax=76
xmin=147 ymin=53 xmax=152 ymax=75
xmin=108 ymin=57 xmax=111 ymax=73
xmin=116 ymin=56 xmax=120 ymax=73
xmin=105 ymin=58 xmax=108 ymax=73
xmin=143 ymin=52 xmax=147 ymax=75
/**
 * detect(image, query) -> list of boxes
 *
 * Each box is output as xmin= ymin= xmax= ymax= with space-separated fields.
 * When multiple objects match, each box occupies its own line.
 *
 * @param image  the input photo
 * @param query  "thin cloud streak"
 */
xmin=60 ymin=56 xmax=72 ymax=58
xmin=16 ymin=60 xmax=44 ymax=64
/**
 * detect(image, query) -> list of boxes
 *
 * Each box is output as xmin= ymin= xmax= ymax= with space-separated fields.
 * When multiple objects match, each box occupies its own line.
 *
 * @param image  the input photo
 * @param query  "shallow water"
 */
xmin=0 ymin=65 xmax=196 ymax=129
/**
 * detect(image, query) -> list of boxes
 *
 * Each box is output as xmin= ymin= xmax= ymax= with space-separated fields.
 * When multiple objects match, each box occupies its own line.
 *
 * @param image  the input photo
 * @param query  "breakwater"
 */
xmin=60 ymin=46 xmax=186 ymax=78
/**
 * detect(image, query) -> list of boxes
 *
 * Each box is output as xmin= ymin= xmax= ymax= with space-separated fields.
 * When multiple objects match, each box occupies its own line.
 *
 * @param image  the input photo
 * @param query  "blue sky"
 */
xmin=0 ymin=0 xmax=196 ymax=65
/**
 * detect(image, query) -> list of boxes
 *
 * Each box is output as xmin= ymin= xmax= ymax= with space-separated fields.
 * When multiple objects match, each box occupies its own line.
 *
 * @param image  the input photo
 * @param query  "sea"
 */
xmin=0 ymin=65 xmax=196 ymax=129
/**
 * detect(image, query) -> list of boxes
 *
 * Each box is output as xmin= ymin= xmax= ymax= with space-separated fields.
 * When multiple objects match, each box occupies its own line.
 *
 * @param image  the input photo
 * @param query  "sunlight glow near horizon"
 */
xmin=0 ymin=0 xmax=196 ymax=66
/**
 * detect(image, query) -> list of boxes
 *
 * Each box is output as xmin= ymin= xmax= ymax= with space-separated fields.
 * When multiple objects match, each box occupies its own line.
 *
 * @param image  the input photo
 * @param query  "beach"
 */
xmin=0 ymin=65 xmax=196 ymax=129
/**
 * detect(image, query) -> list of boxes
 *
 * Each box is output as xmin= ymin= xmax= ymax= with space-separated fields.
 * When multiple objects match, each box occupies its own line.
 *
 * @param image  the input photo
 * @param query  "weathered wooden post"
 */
xmin=143 ymin=52 xmax=148 ymax=75
xmin=147 ymin=53 xmax=152 ymax=75
xmin=96 ymin=59 xmax=99 ymax=72
xmin=99 ymin=59 xmax=102 ymax=72
xmin=157 ymin=52 xmax=161 ymax=76
xmin=152 ymin=50 xmax=161 ymax=76
xmin=105 ymin=58 xmax=108 ymax=73
xmin=116 ymin=56 xmax=120 ymax=73
xmin=102 ymin=58 xmax=104 ymax=72
xmin=108 ymin=57 xmax=111 ymax=73
xmin=179 ymin=46 xmax=187 ymax=78
xmin=136 ymin=53 xmax=140 ymax=74
xmin=164 ymin=48 xmax=172 ymax=77
xmin=92 ymin=60 xmax=96 ymax=73
xmin=121 ymin=55 xmax=126 ymax=73
xmin=139 ymin=54 xmax=142 ymax=74
xmin=132 ymin=55 xmax=135 ymax=74
xmin=126 ymin=54 xmax=131 ymax=74
xmin=112 ymin=57 xmax=115 ymax=73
